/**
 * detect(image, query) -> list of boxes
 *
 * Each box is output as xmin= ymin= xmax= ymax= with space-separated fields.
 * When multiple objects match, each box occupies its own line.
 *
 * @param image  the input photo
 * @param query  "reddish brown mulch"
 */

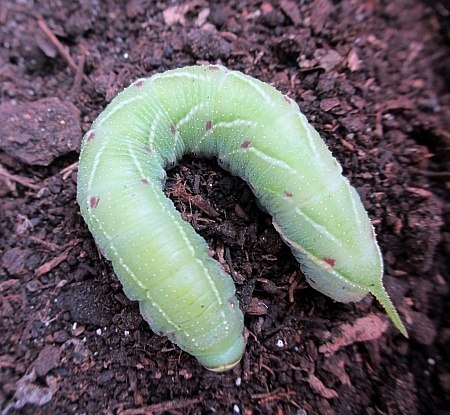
xmin=1 ymin=0 xmax=449 ymax=414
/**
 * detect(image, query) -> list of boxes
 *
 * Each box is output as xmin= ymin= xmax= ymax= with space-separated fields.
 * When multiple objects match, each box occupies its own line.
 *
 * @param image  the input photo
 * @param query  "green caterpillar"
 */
xmin=77 ymin=65 xmax=407 ymax=372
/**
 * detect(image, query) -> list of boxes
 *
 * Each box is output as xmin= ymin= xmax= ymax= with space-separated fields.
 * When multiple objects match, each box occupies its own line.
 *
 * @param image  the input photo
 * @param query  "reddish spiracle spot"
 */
xmin=285 ymin=191 xmax=293 ymax=197
xmin=209 ymin=65 xmax=220 ymax=71
xmin=241 ymin=140 xmax=251 ymax=149
xmin=323 ymin=257 xmax=336 ymax=267
xmin=205 ymin=120 xmax=212 ymax=131
xmin=284 ymin=96 xmax=292 ymax=104
xmin=134 ymin=80 xmax=144 ymax=87
xmin=170 ymin=124 xmax=177 ymax=135
xmin=141 ymin=178 xmax=149 ymax=185
xmin=90 ymin=196 xmax=100 ymax=208
xmin=87 ymin=131 xmax=96 ymax=141
xmin=143 ymin=145 xmax=152 ymax=153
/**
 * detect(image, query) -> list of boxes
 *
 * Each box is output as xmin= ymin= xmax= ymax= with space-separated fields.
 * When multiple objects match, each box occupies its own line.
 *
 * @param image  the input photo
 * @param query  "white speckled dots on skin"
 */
xmin=77 ymin=65 xmax=407 ymax=372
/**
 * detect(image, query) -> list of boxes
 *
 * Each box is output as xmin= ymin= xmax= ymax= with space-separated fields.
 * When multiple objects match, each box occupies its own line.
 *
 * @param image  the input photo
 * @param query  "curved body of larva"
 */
xmin=77 ymin=65 xmax=407 ymax=371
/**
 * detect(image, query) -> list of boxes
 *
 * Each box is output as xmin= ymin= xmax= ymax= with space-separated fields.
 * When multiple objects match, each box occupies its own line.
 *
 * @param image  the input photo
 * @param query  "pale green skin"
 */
xmin=77 ymin=65 xmax=407 ymax=371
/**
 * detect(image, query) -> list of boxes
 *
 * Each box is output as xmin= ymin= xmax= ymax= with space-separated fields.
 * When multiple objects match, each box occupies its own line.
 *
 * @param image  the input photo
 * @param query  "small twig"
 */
xmin=119 ymin=398 xmax=201 ymax=415
xmin=258 ymin=390 xmax=298 ymax=406
xmin=34 ymin=248 xmax=70 ymax=277
xmin=251 ymin=387 xmax=284 ymax=400
xmin=34 ymin=239 xmax=83 ymax=277
xmin=60 ymin=161 xmax=79 ymax=180
xmin=0 ymin=163 xmax=40 ymax=190
xmin=410 ymin=166 xmax=450 ymax=179
xmin=70 ymin=49 xmax=86 ymax=99
xmin=28 ymin=236 xmax=62 ymax=251
xmin=37 ymin=16 xmax=77 ymax=71
xmin=225 ymin=246 xmax=237 ymax=280
xmin=260 ymin=363 xmax=275 ymax=376
xmin=37 ymin=15 xmax=90 ymax=84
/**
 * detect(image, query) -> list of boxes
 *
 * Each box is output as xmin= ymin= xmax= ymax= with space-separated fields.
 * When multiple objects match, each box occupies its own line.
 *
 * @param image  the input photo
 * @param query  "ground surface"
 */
xmin=0 ymin=0 xmax=449 ymax=414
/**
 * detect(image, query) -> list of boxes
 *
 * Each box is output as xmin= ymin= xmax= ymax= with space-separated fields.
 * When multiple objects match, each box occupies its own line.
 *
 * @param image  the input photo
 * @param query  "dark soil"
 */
xmin=1 ymin=0 xmax=449 ymax=414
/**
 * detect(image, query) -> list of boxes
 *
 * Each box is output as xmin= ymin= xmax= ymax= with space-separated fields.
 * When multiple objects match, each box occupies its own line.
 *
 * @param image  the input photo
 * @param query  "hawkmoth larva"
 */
xmin=77 ymin=65 xmax=407 ymax=372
